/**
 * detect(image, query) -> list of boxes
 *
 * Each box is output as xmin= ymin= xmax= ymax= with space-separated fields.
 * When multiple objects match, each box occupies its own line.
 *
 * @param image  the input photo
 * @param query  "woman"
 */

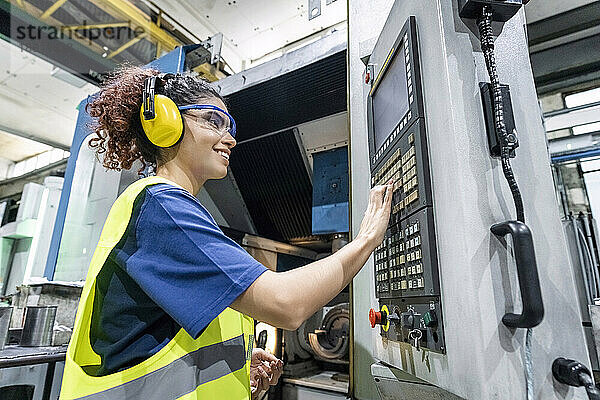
xmin=59 ymin=66 xmax=393 ymax=400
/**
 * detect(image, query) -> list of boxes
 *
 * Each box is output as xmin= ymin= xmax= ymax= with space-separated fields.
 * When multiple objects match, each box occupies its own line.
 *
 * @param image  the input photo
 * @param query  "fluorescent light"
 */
xmin=573 ymin=121 xmax=600 ymax=135
xmin=50 ymin=66 xmax=88 ymax=88
xmin=566 ymin=87 xmax=600 ymax=108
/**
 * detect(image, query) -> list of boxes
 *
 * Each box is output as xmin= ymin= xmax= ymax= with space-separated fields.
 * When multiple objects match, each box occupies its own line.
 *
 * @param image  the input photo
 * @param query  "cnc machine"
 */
xmin=349 ymin=1 xmax=596 ymax=399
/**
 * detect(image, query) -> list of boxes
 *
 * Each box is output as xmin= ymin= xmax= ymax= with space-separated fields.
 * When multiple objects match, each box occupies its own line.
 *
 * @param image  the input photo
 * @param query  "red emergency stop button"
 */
xmin=369 ymin=308 xmax=383 ymax=328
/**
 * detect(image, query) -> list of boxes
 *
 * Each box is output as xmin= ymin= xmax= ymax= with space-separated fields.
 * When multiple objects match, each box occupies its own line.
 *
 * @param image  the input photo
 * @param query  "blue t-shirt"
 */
xmin=89 ymin=183 xmax=267 ymax=375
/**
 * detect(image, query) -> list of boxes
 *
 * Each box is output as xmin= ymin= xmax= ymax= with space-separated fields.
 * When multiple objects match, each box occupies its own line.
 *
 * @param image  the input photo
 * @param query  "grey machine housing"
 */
xmin=349 ymin=1 xmax=591 ymax=399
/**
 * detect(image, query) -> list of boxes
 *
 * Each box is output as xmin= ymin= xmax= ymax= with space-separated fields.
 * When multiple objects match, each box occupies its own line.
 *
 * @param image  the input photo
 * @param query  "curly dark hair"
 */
xmin=87 ymin=65 xmax=224 ymax=172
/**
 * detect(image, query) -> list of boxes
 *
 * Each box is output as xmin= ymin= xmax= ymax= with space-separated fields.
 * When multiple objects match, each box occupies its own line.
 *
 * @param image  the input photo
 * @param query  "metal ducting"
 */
xmin=229 ymin=129 xmax=312 ymax=242
xmin=224 ymin=50 xmax=347 ymax=142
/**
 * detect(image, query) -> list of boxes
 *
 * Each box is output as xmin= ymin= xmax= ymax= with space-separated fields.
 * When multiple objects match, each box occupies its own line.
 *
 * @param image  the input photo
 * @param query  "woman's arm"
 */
xmin=231 ymin=182 xmax=393 ymax=330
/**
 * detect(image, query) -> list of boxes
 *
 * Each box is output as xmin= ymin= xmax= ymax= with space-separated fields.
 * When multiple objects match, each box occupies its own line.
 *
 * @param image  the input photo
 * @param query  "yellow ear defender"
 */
xmin=139 ymin=74 xmax=184 ymax=148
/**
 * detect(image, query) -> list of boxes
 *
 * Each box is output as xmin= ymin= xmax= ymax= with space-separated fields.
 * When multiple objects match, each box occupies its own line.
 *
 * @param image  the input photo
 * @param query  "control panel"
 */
xmin=367 ymin=17 xmax=445 ymax=353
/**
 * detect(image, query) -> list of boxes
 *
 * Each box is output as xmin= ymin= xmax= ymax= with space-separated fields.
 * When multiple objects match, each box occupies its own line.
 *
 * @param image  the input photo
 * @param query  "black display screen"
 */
xmin=372 ymin=46 xmax=409 ymax=151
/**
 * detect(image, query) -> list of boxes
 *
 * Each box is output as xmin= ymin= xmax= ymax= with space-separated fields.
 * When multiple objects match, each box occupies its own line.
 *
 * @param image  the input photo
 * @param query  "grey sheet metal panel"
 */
xmin=203 ymin=169 xmax=257 ymax=234
xmin=215 ymin=29 xmax=346 ymax=97
xmin=371 ymin=363 xmax=464 ymax=400
xmin=349 ymin=1 xmax=590 ymax=399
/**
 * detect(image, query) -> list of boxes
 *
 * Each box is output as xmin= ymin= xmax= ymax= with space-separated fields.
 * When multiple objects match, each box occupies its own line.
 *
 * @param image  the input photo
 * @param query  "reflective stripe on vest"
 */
xmin=60 ymin=176 xmax=253 ymax=400
xmin=77 ymin=335 xmax=246 ymax=400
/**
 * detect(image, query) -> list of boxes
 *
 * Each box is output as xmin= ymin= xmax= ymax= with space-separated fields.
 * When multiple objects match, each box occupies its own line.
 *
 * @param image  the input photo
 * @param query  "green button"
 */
xmin=423 ymin=310 xmax=437 ymax=328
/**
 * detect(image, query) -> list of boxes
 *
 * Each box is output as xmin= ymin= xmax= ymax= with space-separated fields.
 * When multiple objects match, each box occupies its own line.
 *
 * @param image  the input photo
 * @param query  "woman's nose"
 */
xmin=222 ymin=132 xmax=236 ymax=148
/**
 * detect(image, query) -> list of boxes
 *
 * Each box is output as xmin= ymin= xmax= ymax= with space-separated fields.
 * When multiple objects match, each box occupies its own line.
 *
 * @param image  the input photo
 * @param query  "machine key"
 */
xmin=409 ymin=328 xmax=422 ymax=351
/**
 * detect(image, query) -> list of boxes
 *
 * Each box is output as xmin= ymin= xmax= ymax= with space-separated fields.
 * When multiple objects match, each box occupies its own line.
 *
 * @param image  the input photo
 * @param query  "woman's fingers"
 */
xmin=365 ymin=184 xmax=387 ymax=218
xmin=383 ymin=182 xmax=393 ymax=209
xmin=254 ymin=348 xmax=279 ymax=363
xmin=367 ymin=182 xmax=393 ymax=215
xmin=251 ymin=367 xmax=270 ymax=392
xmin=269 ymin=360 xmax=283 ymax=384
xmin=357 ymin=180 xmax=395 ymax=246
xmin=260 ymin=361 xmax=273 ymax=376
xmin=373 ymin=181 xmax=393 ymax=208
xmin=250 ymin=348 xmax=284 ymax=389
xmin=258 ymin=370 xmax=270 ymax=392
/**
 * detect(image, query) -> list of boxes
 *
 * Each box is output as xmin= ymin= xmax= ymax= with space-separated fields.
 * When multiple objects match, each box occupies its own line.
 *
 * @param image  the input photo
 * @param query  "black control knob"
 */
xmin=401 ymin=310 xmax=420 ymax=329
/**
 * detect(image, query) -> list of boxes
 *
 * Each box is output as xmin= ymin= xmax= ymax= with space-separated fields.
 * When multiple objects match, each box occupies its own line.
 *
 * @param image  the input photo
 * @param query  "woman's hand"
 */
xmin=232 ymin=180 xmax=395 ymax=332
xmin=250 ymin=348 xmax=283 ymax=399
xmin=357 ymin=180 xmax=394 ymax=248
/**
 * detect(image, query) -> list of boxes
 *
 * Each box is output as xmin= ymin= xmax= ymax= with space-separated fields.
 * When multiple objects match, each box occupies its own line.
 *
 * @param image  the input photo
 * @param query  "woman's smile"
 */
xmin=215 ymin=149 xmax=230 ymax=160
xmin=214 ymin=148 xmax=230 ymax=165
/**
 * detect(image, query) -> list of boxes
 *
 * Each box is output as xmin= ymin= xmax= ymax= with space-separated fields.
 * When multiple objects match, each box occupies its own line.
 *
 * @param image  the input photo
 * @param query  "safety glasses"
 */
xmin=178 ymin=104 xmax=237 ymax=138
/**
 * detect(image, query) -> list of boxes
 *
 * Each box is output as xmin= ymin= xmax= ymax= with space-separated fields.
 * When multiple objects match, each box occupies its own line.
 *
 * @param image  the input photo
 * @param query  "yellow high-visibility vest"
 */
xmin=60 ymin=176 xmax=254 ymax=399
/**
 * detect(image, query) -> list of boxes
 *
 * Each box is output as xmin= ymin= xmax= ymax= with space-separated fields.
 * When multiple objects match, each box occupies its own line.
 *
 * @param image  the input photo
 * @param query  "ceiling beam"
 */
xmin=89 ymin=0 xmax=180 ymax=51
xmin=5 ymin=0 xmax=116 ymax=83
xmin=107 ymin=32 xmax=147 ymax=59
xmin=39 ymin=0 xmax=68 ymax=21
xmin=528 ymin=2 xmax=600 ymax=46
xmin=61 ymin=22 xmax=132 ymax=30
xmin=0 ymin=124 xmax=70 ymax=151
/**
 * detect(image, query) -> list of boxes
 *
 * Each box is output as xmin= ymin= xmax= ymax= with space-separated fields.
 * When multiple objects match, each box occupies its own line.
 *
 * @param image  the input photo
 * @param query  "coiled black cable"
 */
xmin=581 ymin=373 xmax=600 ymax=400
xmin=477 ymin=7 xmax=532 ymax=400
xmin=477 ymin=7 xmax=525 ymax=224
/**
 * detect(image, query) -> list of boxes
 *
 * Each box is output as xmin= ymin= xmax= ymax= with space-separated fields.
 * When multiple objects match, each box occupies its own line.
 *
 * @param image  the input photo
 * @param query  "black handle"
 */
xmin=491 ymin=221 xmax=544 ymax=328
xmin=256 ymin=330 xmax=268 ymax=350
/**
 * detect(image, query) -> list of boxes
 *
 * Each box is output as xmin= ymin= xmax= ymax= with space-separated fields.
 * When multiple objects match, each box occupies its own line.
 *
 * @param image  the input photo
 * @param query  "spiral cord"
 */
xmin=477 ymin=7 xmax=525 ymax=224
xmin=477 ymin=6 xmax=532 ymax=400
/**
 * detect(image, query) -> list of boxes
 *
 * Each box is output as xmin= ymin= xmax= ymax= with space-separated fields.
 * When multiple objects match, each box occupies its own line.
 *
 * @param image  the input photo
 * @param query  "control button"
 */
xmin=369 ymin=308 xmax=384 ymax=328
xmin=416 ymin=263 xmax=423 ymax=274
xmin=369 ymin=305 xmax=391 ymax=331
xmin=401 ymin=310 xmax=421 ymax=329
xmin=423 ymin=310 xmax=438 ymax=328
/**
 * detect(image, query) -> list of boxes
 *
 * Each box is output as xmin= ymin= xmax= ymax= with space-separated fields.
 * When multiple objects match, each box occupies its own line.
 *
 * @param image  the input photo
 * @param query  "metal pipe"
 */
xmin=577 ymin=224 xmax=597 ymax=303
xmin=581 ymin=215 xmax=600 ymax=298
xmin=573 ymin=218 xmax=593 ymax=305
xmin=544 ymin=101 xmax=600 ymax=119
xmin=551 ymin=148 xmax=600 ymax=164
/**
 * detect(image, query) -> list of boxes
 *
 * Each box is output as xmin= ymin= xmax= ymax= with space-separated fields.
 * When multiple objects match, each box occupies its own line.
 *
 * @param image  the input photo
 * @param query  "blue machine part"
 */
xmin=551 ymin=148 xmax=600 ymax=164
xmin=43 ymin=45 xmax=202 ymax=279
xmin=311 ymin=147 xmax=349 ymax=235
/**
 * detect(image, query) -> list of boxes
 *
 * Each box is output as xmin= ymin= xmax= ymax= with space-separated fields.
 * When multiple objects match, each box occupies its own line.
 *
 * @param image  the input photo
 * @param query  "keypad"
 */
xmin=374 ymin=216 xmax=425 ymax=296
